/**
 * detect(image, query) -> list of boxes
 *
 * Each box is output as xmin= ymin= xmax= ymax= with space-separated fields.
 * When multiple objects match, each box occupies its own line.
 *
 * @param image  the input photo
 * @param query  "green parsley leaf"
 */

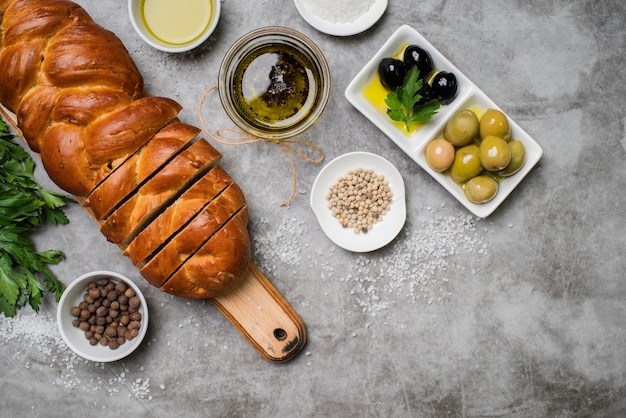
xmin=0 ymin=254 xmax=20 ymax=306
xmin=385 ymin=66 xmax=441 ymax=131
xmin=0 ymin=116 xmax=74 ymax=317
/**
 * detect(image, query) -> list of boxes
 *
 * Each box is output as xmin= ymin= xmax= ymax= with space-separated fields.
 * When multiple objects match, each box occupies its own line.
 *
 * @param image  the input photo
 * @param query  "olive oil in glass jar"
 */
xmin=218 ymin=27 xmax=330 ymax=140
xmin=232 ymin=44 xmax=319 ymax=131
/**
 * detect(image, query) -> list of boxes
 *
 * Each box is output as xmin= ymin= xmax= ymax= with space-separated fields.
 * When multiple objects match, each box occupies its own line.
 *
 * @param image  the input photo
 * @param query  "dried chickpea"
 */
xmin=326 ymin=168 xmax=393 ymax=234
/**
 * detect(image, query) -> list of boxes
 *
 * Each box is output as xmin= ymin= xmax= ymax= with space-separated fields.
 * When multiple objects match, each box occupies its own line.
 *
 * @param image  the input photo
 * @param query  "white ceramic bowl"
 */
xmin=128 ymin=0 xmax=220 ymax=53
xmin=345 ymin=25 xmax=543 ymax=218
xmin=57 ymin=271 xmax=149 ymax=362
xmin=294 ymin=0 xmax=387 ymax=37
xmin=311 ymin=151 xmax=406 ymax=252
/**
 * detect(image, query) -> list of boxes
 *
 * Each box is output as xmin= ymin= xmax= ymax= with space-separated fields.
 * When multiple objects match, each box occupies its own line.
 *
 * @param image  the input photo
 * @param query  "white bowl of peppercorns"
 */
xmin=57 ymin=271 xmax=148 ymax=362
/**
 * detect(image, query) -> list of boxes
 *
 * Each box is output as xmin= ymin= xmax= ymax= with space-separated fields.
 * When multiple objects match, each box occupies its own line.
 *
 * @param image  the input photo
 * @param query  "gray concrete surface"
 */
xmin=1 ymin=0 xmax=625 ymax=416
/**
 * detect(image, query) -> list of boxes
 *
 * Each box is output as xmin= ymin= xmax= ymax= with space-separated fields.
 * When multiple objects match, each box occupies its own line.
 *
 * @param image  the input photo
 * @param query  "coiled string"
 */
xmin=198 ymin=86 xmax=324 ymax=206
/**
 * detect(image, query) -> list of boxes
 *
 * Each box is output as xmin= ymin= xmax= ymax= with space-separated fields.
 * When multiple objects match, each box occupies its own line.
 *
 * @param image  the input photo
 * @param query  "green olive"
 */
xmin=444 ymin=109 xmax=479 ymax=147
xmin=464 ymin=175 xmax=498 ymax=204
xmin=479 ymin=108 xmax=510 ymax=141
xmin=450 ymin=144 xmax=482 ymax=183
xmin=498 ymin=140 xmax=526 ymax=177
xmin=479 ymin=135 xmax=511 ymax=171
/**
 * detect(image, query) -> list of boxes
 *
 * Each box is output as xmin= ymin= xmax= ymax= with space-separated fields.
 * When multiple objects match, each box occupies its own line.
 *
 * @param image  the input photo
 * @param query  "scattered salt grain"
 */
xmin=253 ymin=207 xmax=489 ymax=319
xmin=0 ymin=311 xmax=152 ymax=399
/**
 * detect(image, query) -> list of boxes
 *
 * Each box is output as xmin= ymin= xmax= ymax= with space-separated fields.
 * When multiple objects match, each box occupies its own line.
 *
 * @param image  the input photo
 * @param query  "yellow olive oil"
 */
xmin=362 ymin=42 xmax=440 ymax=136
xmin=141 ymin=0 xmax=212 ymax=45
xmin=362 ymin=74 xmax=415 ymax=135
xmin=232 ymin=44 xmax=320 ymax=131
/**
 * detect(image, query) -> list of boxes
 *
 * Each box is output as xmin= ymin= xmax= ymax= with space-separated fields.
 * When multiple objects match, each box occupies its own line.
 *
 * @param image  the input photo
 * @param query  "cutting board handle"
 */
xmin=211 ymin=262 xmax=306 ymax=362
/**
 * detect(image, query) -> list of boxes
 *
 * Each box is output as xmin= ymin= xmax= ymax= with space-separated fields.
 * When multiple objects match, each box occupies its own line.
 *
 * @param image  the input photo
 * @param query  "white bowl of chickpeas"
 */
xmin=310 ymin=151 xmax=406 ymax=252
xmin=57 ymin=271 xmax=148 ymax=362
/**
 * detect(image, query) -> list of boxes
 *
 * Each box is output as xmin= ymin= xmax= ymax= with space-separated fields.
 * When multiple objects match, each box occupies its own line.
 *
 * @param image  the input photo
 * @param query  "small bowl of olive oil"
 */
xmin=218 ymin=27 xmax=331 ymax=140
xmin=128 ymin=0 xmax=220 ymax=53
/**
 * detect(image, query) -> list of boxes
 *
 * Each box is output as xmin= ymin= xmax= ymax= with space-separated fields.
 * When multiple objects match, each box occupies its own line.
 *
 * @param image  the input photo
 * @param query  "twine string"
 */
xmin=198 ymin=86 xmax=324 ymax=206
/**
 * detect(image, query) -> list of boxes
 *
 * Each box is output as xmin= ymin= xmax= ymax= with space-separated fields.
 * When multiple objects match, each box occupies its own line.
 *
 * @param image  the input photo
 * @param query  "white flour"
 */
xmin=300 ymin=0 xmax=376 ymax=24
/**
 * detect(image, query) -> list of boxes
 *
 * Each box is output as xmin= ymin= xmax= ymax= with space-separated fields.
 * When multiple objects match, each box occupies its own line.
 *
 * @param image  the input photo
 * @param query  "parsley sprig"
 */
xmin=0 ymin=116 xmax=73 ymax=317
xmin=385 ymin=66 xmax=440 ymax=131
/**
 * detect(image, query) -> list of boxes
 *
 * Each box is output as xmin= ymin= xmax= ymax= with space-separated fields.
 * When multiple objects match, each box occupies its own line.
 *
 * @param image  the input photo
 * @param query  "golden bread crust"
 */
xmin=0 ymin=0 xmax=251 ymax=299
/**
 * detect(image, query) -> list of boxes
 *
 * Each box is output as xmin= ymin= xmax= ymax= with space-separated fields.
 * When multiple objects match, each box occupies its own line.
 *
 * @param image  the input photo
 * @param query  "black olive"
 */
xmin=431 ymin=71 xmax=458 ymax=105
xmin=378 ymin=58 xmax=406 ymax=90
xmin=403 ymin=45 xmax=434 ymax=79
xmin=414 ymin=80 xmax=435 ymax=106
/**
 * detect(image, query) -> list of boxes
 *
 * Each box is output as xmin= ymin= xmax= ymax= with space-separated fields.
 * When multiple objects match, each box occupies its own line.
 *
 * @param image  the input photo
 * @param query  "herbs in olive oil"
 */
xmin=232 ymin=44 xmax=320 ymax=131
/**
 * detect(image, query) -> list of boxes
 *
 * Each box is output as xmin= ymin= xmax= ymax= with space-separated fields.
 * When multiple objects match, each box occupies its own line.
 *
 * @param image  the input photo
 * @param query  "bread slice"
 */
xmin=84 ymin=121 xmax=200 ymax=220
xmin=159 ymin=206 xmax=251 ymax=299
xmin=83 ymin=96 xmax=181 ymax=167
xmin=138 ymin=181 xmax=246 ymax=288
xmin=123 ymin=165 xmax=233 ymax=266
xmin=99 ymin=137 xmax=221 ymax=245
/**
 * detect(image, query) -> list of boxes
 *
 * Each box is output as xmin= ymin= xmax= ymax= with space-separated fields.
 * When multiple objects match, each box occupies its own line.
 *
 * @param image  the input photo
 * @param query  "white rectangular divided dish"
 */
xmin=345 ymin=25 xmax=543 ymax=218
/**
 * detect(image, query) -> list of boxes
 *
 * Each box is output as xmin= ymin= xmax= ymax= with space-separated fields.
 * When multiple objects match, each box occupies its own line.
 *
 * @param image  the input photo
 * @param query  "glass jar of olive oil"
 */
xmin=219 ymin=27 xmax=331 ymax=140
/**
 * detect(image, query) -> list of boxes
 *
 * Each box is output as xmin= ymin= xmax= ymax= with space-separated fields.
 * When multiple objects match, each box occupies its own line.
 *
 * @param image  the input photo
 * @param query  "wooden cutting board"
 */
xmin=0 ymin=106 xmax=306 ymax=363
xmin=213 ymin=262 xmax=306 ymax=362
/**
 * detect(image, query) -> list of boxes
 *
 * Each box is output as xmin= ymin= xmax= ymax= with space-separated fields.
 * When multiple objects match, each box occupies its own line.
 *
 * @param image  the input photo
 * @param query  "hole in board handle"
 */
xmin=273 ymin=328 xmax=287 ymax=341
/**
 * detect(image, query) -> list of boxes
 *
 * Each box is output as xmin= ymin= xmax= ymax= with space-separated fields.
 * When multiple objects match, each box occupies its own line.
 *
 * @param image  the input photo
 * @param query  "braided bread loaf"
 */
xmin=0 ymin=0 xmax=251 ymax=299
